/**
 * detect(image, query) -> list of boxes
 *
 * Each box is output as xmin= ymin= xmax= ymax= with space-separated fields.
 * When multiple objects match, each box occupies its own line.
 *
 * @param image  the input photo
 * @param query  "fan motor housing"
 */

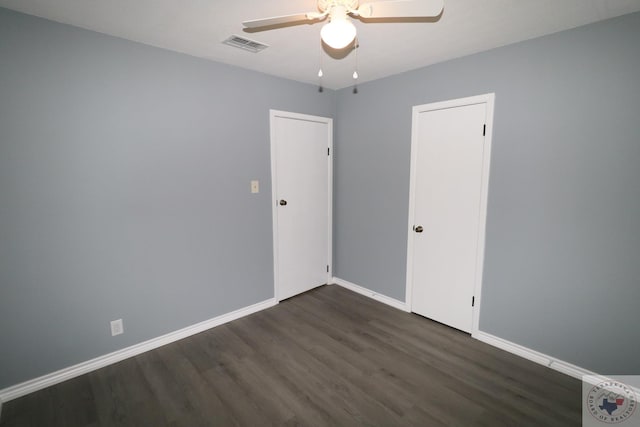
xmin=318 ymin=0 xmax=359 ymax=13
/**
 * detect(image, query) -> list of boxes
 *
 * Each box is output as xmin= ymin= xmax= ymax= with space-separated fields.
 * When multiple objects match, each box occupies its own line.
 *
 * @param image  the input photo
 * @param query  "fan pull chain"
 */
xmin=352 ymin=37 xmax=359 ymax=94
xmin=318 ymin=42 xmax=324 ymax=92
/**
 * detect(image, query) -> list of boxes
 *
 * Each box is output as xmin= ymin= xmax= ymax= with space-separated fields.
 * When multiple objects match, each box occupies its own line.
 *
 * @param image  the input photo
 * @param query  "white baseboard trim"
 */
xmin=472 ymin=330 xmax=596 ymax=380
xmin=0 ymin=298 xmax=277 ymax=404
xmin=476 ymin=333 xmax=640 ymax=397
xmin=332 ymin=277 xmax=410 ymax=312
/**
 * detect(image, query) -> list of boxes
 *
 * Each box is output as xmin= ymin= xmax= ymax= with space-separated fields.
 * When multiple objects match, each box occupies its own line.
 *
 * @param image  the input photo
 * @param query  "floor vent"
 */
xmin=223 ymin=35 xmax=269 ymax=53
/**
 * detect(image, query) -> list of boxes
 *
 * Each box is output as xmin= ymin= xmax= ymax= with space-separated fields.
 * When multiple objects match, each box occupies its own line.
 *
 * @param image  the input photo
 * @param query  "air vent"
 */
xmin=223 ymin=35 xmax=269 ymax=53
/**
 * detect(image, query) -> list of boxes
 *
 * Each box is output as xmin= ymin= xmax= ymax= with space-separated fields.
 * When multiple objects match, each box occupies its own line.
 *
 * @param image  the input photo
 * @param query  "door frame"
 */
xmin=405 ymin=93 xmax=495 ymax=334
xmin=269 ymin=110 xmax=333 ymax=302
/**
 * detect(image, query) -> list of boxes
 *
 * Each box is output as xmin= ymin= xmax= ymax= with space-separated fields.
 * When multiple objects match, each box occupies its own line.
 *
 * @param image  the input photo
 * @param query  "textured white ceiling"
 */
xmin=2 ymin=0 xmax=640 ymax=89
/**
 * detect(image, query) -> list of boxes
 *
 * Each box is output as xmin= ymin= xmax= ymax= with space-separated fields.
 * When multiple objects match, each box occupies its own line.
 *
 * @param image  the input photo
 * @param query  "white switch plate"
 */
xmin=110 ymin=319 xmax=123 ymax=336
xmin=251 ymin=180 xmax=259 ymax=194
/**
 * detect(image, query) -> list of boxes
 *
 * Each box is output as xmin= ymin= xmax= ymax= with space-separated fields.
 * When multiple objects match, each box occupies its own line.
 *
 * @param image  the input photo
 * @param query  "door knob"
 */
xmin=279 ymin=200 xmax=288 ymax=206
xmin=414 ymin=225 xmax=424 ymax=233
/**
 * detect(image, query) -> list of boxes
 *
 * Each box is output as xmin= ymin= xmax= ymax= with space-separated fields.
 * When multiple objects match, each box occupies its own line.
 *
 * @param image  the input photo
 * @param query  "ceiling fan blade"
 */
xmin=356 ymin=0 xmax=444 ymax=19
xmin=242 ymin=13 xmax=316 ymax=29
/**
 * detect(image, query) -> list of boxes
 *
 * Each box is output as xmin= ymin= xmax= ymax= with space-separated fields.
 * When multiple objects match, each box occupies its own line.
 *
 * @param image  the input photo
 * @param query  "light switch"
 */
xmin=251 ymin=180 xmax=259 ymax=194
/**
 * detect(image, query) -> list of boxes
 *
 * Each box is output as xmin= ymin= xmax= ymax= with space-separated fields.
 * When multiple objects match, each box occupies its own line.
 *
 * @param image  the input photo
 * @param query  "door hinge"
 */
xmin=328 ymin=147 xmax=330 ymax=156
xmin=483 ymin=124 xmax=486 ymax=136
xmin=327 ymin=265 xmax=330 ymax=273
xmin=472 ymin=296 xmax=475 ymax=307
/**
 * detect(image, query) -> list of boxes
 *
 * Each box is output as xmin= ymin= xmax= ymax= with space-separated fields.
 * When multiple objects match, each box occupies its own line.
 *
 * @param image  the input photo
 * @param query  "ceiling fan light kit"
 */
xmin=320 ymin=7 xmax=357 ymax=49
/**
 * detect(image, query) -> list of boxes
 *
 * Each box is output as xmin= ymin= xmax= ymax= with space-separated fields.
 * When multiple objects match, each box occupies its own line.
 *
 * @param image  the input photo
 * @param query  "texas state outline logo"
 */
xmin=586 ymin=380 xmax=637 ymax=424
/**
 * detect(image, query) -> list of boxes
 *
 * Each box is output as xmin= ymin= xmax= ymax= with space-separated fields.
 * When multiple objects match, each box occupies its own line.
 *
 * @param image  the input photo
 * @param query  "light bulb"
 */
xmin=321 ymin=18 xmax=356 ymax=49
xmin=318 ymin=68 xmax=323 ymax=78
xmin=353 ymin=71 xmax=358 ymax=79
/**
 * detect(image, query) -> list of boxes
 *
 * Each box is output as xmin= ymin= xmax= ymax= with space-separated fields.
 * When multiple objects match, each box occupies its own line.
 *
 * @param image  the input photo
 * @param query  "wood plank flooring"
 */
xmin=0 ymin=285 xmax=582 ymax=426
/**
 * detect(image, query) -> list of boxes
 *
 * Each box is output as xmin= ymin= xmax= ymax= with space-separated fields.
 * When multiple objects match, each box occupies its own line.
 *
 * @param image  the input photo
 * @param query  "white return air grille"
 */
xmin=223 ymin=35 xmax=269 ymax=53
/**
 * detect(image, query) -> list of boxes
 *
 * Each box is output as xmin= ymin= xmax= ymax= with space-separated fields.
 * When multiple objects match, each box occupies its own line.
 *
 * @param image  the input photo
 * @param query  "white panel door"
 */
xmin=271 ymin=111 xmax=332 ymax=301
xmin=409 ymin=98 xmax=491 ymax=333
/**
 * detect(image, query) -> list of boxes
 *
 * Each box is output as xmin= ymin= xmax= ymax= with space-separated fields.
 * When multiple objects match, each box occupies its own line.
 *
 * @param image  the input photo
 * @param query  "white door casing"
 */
xmin=406 ymin=94 xmax=494 ymax=334
xmin=270 ymin=110 xmax=333 ymax=301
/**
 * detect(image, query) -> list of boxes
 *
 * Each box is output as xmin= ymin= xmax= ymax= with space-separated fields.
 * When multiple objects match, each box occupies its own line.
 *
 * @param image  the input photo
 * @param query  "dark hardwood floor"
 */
xmin=0 ymin=285 xmax=582 ymax=426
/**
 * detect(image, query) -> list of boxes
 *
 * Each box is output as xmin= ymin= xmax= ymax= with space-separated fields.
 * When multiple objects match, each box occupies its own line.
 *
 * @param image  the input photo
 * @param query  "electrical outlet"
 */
xmin=110 ymin=319 xmax=123 ymax=336
xmin=251 ymin=180 xmax=259 ymax=194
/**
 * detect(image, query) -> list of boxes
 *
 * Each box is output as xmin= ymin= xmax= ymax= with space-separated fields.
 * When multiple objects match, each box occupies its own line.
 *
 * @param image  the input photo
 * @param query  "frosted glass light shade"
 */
xmin=321 ymin=18 xmax=356 ymax=49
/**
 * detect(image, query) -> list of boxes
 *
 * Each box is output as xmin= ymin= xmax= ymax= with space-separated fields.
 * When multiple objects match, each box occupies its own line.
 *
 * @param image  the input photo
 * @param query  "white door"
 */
xmin=407 ymin=94 xmax=494 ymax=333
xmin=270 ymin=110 xmax=332 ymax=301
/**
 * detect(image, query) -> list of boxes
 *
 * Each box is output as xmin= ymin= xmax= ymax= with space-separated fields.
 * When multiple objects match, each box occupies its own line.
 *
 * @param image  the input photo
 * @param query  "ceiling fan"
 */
xmin=243 ymin=0 xmax=444 ymax=50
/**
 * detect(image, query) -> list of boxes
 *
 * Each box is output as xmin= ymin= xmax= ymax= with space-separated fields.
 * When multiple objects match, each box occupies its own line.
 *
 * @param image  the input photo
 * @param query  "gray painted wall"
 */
xmin=0 ymin=8 xmax=335 ymax=389
xmin=334 ymin=12 xmax=640 ymax=373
